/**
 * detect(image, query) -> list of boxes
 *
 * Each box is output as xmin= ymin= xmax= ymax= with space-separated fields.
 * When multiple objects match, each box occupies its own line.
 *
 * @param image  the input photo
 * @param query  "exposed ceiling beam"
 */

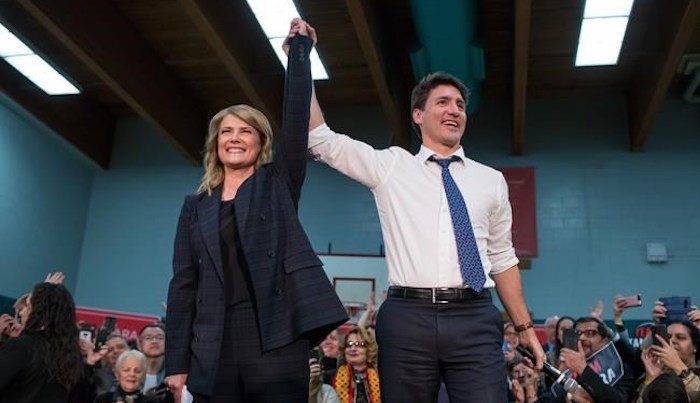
xmin=627 ymin=0 xmax=700 ymax=152
xmin=0 ymin=60 xmax=113 ymax=168
xmin=513 ymin=0 xmax=532 ymax=156
xmin=17 ymin=0 xmax=206 ymax=163
xmin=345 ymin=0 xmax=412 ymax=148
xmin=179 ymin=0 xmax=283 ymax=131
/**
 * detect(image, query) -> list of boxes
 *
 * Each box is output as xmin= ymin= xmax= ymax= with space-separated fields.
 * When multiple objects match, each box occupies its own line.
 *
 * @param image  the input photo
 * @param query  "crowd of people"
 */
xmin=0 ymin=273 xmax=173 ymax=403
xmin=503 ymin=296 xmax=700 ymax=403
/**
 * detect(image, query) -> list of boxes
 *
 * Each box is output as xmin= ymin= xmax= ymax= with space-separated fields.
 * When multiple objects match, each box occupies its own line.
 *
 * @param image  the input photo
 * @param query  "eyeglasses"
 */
xmin=346 ymin=341 xmax=366 ymax=349
xmin=576 ymin=329 xmax=599 ymax=338
xmin=142 ymin=335 xmax=165 ymax=342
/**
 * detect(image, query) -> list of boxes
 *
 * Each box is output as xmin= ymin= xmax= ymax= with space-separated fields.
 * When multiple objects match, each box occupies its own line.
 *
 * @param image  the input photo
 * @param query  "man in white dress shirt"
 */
xmin=301 ymin=21 xmax=543 ymax=402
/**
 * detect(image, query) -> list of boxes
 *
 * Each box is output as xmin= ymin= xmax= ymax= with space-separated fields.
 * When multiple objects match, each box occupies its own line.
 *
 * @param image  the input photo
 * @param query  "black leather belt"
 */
xmin=387 ymin=286 xmax=491 ymax=304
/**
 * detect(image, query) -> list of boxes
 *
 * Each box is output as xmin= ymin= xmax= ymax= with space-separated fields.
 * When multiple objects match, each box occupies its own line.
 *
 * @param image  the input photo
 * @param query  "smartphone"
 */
xmin=619 ymin=295 xmax=642 ymax=308
xmin=659 ymin=296 xmax=691 ymax=324
xmin=309 ymin=347 xmax=322 ymax=362
xmin=93 ymin=316 xmax=116 ymax=352
xmin=651 ymin=324 xmax=669 ymax=346
xmin=562 ymin=328 xmax=579 ymax=351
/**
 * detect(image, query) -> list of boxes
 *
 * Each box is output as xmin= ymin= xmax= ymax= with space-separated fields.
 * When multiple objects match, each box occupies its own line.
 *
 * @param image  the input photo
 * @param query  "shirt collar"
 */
xmin=416 ymin=145 xmax=466 ymax=164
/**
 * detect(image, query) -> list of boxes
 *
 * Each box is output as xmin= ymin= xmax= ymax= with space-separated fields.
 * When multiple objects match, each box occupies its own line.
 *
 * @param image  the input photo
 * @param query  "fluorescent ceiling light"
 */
xmin=0 ymin=23 xmax=80 ymax=95
xmin=246 ymin=0 xmax=329 ymax=80
xmin=575 ymin=0 xmax=634 ymax=67
xmin=583 ymin=0 xmax=634 ymax=18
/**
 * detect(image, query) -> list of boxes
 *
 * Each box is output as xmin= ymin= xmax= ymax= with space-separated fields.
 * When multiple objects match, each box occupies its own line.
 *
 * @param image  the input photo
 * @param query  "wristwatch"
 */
xmin=679 ymin=368 xmax=693 ymax=379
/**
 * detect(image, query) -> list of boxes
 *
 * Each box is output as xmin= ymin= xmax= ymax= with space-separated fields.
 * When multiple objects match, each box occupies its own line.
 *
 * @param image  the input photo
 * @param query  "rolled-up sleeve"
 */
xmin=487 ymin=173 xmax=519 ymax=274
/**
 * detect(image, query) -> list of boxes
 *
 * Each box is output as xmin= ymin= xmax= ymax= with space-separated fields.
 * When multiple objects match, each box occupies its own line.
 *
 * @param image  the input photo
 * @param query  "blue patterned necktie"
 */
xmin=430 ymin=156 xmax=486 ymax=292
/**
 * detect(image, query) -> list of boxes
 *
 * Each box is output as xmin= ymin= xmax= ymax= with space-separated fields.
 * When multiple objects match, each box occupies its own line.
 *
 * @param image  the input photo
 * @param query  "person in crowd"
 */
xmin=643 ymin=373 xmax=691 ymax=403
xmin=302 ymin=15 xmax=544 ymax=402
xmin=0 ymin=282 xmax=84 ymax=402
xmin=504 ymin=321 xmax=522 ymax=362
xmin=138 ymin=324 xmax=166 ymax=393
xmin=549 ymin=316 xmax=635 ymax=403
xmin=332 ymin=326 xmax=381 ymax=403
xmin=509 ymin=356 xmax=541 ymax=403
xmin=548 ymin=316 xmax=575 ymax=368
xmin=543 ymin=316 xmax=560 ymax=354
xmin=96 ymin=334 xmax=130 ymax=395
xmin=309 ymin=347 xmax=340 ymax=403
xmin=164 ymin=20 xmax=347 ymax=403
xmin=320 ymin=328 xmax=341 ymax=384
xmin=635 ymin=321 xmax=700 ymax=402
xmin=95 ymin=349 xmax=173 ymax=403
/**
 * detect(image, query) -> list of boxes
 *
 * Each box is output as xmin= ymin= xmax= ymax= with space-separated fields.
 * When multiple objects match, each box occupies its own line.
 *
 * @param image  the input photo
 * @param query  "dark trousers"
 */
xmin=376 ymin=292 xmax=506 ymax=403
xmin=193 ymin=302 xmax=309 ymax=403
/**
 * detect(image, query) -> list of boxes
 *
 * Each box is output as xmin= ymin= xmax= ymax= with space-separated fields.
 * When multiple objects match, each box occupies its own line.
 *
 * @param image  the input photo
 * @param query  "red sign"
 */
xmin=500 ymin=167 xmax=538 ymax=258
xmin=76 ymin=306 xmax=160 ymax=341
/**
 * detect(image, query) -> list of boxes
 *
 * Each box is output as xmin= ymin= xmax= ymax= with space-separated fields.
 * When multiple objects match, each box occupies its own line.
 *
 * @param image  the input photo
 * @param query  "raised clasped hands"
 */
xmin=282 ymin=18 xmax=317 ymax=56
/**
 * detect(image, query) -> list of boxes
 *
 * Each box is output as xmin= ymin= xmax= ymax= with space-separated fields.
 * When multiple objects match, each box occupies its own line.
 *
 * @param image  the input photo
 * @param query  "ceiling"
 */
xmin=0 ymin=0 xmax=698 ymax=168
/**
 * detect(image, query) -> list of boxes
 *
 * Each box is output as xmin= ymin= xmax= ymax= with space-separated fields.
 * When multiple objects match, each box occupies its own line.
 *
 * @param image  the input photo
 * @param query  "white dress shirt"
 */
xmin=309 ymin=123 xmax=519 ymax=288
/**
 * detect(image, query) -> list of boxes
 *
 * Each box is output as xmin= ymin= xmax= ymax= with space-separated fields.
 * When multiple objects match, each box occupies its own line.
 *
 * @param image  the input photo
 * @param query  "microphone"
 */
xmin=516 ymin=345 xmax=580 ymax=393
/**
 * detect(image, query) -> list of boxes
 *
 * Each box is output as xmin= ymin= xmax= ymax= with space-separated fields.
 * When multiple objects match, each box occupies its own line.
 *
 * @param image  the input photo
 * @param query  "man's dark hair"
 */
xmin=642 ymin=373 xmax=690 ymax=403
xmin=574 ymin=316 xmax=610 ymax=340
xmin=139 ymin=323 xmax=165 ymax=338
xmin=410 ymin=72 xmax=470 ymax=135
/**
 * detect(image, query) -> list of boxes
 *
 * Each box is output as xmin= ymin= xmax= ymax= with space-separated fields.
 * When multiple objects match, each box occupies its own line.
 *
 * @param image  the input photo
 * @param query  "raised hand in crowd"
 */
xmin=652 ymin=300 xmax=667 ymax=324
xmin=510 ymin=362 xmax=539 ymax=403
xmin=0 ymin=313 xmax=23 ymax=338
xmin=688 ymin=306 xmax=700 ymax=329
xmin=44 ymin=271 xmax=65 ymax=284
xmin=559 ymin=340 xmax=588 ymax=375
xmin=612 ymin=295 xmax=628 ymax=326
xmin=309 ymin=358 xmax=322 ymax=379
xmin=79 ymin=338 xmax=109 ymax=366
xmin=641 ymin=345 xmax=664 ymax=381
xmin=649 ymin=334 xmax=688 ymax=375
xmin=589 ymin=299 xmax=604 ymax=320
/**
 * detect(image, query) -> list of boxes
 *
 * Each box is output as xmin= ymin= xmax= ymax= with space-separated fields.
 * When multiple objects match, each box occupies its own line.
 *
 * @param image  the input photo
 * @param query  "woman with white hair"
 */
xmin=94 ymin=350 xmax=172 ymax=402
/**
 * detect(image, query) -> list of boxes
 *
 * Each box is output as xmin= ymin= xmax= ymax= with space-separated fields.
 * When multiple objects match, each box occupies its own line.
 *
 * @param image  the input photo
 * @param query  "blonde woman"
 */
xmin=332 ymin=326 xmax=381 ymax=403
xmin=164 ymin=20 xmax=346 ymax=403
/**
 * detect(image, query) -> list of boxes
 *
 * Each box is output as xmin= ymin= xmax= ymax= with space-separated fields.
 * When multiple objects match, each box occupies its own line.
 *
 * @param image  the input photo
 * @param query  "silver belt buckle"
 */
xmin=432 ymin=288 xmax=450 ymax=304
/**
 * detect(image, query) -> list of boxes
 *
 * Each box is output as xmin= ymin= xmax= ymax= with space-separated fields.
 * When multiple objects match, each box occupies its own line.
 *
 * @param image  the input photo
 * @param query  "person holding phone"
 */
xmin=309 ymin=348 xmax=340 ymax=403
xmin=635 ymin=321 xmax=700 ymax=403
xmin=164 ymin=20 xmax=347 ymax=403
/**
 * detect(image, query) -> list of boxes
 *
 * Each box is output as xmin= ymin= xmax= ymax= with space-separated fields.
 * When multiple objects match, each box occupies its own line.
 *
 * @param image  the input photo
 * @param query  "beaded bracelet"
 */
xmin=514 ymin=321 xmax=534 ymax=332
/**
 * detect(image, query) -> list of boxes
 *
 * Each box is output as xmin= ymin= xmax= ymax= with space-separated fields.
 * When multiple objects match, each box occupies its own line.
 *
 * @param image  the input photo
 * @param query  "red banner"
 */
xmin=76 ymin=306 xmax=160 ymax=341
xmin=501 ymin=167 xmax=538 ymax=258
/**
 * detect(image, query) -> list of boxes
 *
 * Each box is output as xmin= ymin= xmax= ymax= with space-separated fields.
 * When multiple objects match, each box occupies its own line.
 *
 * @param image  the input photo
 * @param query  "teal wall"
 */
xmin=0 ymin=96 xmax=96 ymax=297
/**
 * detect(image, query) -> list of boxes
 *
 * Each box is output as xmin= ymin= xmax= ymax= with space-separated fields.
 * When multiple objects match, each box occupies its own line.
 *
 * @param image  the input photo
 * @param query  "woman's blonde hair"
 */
xmin=339 ymin=325 xmax=378 ymax=368
xmin=197 ymin=104 xmax=274 ymax=195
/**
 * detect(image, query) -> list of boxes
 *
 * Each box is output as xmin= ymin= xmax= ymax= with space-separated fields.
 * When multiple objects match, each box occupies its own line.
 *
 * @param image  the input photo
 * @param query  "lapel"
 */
xmin=232 ymin=169 xmax=257 ymax=238
xmin=197 ymin=186 xmax=225 ymax=285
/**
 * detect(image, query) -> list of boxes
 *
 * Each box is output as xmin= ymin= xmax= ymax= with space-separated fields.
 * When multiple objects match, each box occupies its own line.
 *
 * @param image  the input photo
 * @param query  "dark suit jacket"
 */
xmin=165 ymin=36 xmax=347 ymax=396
